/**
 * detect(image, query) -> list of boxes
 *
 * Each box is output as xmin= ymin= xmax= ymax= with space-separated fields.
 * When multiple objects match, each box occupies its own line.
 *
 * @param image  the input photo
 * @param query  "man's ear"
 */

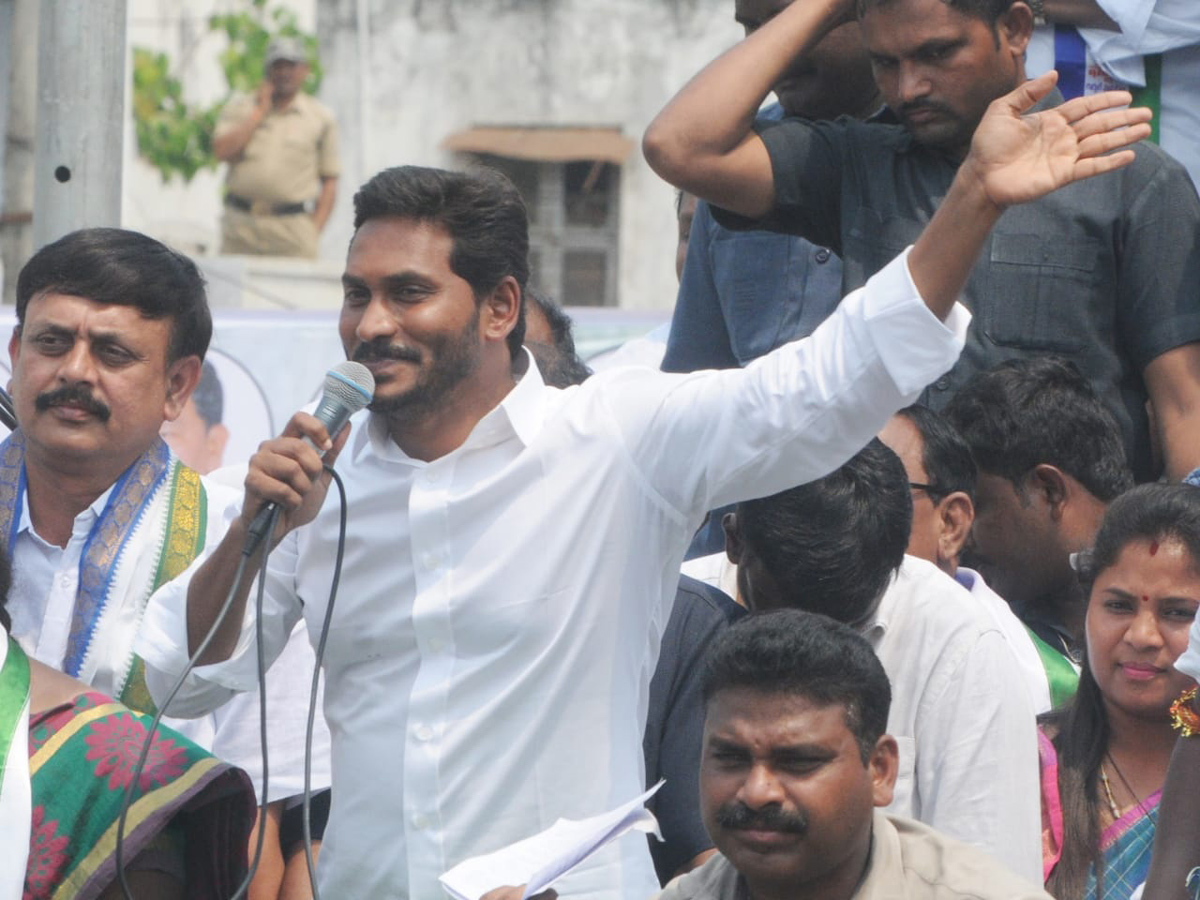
xmin=8 ymin=326 xmax=20 ymax=372
xmin=1000 ymin=2 xmax=1034 ymax=55
xmin=1029 ymin=464 xmax=1069 ymax=521
xmin=869 ymin=735 xmax=899 ymax=807
xmin=162 ymin=355 xmax=203 ymax=422
xmin=936 ymin=492 xmax=975 ymax=570
xmin=482 ymin=276 xmax=522 ymax=348
xmin=723 ymin=512 xmax=744 ymax=565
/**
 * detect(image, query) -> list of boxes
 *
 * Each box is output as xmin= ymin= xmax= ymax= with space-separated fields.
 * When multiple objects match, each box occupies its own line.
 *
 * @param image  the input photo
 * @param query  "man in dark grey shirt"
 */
xmin=645 ymin=0 xmax=1200 ymax=483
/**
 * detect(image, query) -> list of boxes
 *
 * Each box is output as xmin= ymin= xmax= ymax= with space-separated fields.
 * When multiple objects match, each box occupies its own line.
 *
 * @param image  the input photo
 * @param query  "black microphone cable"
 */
xmin=113 ymin=462 xmax=350 ymax=900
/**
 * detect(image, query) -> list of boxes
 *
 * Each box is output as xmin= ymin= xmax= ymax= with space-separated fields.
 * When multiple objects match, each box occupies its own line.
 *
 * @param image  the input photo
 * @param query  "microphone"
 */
xmin=244 ymin=361 xmax=375 ymax=554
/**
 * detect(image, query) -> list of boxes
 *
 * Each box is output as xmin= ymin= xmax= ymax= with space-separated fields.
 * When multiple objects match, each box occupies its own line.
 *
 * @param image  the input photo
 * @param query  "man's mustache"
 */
xmin=352 ymin=340 xmax=422 ymax=365
xmin=899 ymin=98 xmax=956 ymax=120
xmin=715 ymin=802 xmax=808 ymax=834
xmin=34 ymin=384 xmax=111 ymax=422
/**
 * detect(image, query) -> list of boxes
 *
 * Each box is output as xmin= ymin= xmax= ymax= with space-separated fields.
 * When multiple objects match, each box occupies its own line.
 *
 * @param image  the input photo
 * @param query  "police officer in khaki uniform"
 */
xmin=215 ymin=38 xmax=340 ymax=259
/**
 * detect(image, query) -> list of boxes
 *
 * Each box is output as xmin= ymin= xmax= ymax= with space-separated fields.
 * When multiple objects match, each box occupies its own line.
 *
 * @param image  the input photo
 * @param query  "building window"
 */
xmin=474 ymin=155 xmax=620 ymax=307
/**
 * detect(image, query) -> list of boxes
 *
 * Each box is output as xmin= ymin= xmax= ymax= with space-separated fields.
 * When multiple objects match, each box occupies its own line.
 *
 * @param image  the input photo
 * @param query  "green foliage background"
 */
xmin=132 ymin=0 xmax=323 ymax=184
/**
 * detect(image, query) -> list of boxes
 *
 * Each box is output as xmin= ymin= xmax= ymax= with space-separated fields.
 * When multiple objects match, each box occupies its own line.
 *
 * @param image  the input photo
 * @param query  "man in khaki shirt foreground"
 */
xmin=654 ymin=611 xmax=1052 ymax=900
xmin=214 ymin=37 xmax=340 ymax=258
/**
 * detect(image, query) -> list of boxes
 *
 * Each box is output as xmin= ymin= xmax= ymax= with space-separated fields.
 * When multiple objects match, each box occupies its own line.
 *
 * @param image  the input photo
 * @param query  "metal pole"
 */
xmin=1 ymin=0 xmax=35 ymax=304
xmin=32 ymin=0 xmax=127 ymax=248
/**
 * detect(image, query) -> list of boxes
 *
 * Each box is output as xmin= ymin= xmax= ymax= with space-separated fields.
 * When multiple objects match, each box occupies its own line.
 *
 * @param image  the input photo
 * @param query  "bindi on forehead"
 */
xmin=1150 ymin=540 xmax=1159 ymax=556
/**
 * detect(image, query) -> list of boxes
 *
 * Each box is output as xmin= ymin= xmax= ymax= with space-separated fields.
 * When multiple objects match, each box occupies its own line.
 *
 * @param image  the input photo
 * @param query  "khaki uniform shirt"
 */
xmin=654 ymin=811 xmax=1053 ymax=900
xmin=217 ymin=92 xmax=340 ymax=258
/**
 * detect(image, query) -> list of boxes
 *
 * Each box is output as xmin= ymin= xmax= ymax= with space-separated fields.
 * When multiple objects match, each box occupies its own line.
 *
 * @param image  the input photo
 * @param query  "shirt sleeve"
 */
xmin=600 ymin=247 xmax=969 ymax=522
xmin=1085 ymin=0 xmax=1200 ymax=61
xmin=914 ymin=627 xmax=1044 ymax=884
xmin=1174 ymin=605 xmax=1200 ymax=681
xmin=213 ymin=94 xmax=256 ymax=141
xmin=645 ymin=581 xmax=743 ymax=883
xmin=1116 ymin=147 xmax=1200 ymax=370
xmin=710 ymin=117 xmax=848 ymax=252
xmin=135 ymin=493 xmax=305 ymax=720
xmin=317 ymin=109 xmax=341 ymax=179
xmin=661 ymin=201 xmax=740 ymax=373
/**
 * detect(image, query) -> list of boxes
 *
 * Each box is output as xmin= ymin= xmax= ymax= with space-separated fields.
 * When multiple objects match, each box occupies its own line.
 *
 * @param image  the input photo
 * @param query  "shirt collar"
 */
xmin=851 ymin=812 xmax=905 ymax=899
xmin=859 ymin=567 xmax=902 ymax=641
xmin=350 ymin=347 xmax=547 ymax=465
xmin=18 ymin=479 xmax=115 ymax=542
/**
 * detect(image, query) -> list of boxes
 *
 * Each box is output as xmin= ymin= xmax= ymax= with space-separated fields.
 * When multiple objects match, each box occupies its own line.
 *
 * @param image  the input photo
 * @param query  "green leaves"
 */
xmin=131 ymin=2 xmax=323 ymax=184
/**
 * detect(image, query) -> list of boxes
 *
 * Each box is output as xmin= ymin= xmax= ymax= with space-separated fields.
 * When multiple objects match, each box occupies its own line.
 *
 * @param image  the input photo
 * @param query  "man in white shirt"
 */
xmin=1026 ymin=0 xmax=1200 ymax=189
xmin=714 ymin=440 xmax=1042 ymax=881
xmin=3 ymin=227 xmax=330 ymax=896
xmin=136 ymin=80 xmax=1147 ymax=898
xmin=879 ymin=404 xmax=1054 ymax=712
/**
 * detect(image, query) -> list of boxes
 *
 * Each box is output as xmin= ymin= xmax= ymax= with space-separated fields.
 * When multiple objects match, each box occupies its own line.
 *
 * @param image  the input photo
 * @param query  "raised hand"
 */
xmin=964 ymin=70 xmax=1152 ymax=209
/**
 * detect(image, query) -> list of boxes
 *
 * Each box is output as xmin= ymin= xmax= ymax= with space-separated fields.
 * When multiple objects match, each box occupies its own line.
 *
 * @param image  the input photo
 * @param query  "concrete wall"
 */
xmin=317 ymin=0 xmax=737 ymax=310
xmin=118 ymin=0 xmax=740 ymax=311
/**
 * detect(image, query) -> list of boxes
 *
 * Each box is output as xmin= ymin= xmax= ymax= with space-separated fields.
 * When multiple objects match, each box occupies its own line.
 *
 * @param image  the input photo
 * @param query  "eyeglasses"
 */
xmin=908 ymin=481 xmax=947 ymax=501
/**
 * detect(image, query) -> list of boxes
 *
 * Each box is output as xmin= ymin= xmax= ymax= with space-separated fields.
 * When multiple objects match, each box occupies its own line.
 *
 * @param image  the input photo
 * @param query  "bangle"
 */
xmin=1170 ymin=686 xmax=1200 ymax=737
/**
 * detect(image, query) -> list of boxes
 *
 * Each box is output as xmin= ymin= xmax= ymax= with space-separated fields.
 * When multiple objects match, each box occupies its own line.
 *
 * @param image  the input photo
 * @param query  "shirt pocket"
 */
xmin=980 ymin=233 xmax=1098 ymax=353
xmin=713 ymin=233 xmax=792 ymax=363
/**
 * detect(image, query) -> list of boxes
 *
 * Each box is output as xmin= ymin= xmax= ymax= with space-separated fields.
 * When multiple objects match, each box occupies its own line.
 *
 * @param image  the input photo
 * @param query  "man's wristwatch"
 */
xmin=1027 ymin=0 xmax=1047 ymax=26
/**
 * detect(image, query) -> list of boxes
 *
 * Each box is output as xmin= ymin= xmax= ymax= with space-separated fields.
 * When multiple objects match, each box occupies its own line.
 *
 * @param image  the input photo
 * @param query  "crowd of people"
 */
xmin=1 ymin=1 xmax=1199 ymax=899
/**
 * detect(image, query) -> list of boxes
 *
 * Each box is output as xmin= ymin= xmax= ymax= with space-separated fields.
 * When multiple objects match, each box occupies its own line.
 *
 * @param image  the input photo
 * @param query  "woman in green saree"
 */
xmin=0 ymin=552 xmax=255 ymax=899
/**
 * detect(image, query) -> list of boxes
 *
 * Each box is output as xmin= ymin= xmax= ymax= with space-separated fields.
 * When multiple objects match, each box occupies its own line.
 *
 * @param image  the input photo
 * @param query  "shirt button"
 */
xmin=815 ymin=248 xmax=831 ymax=264
xmin=422 ymin=552 xmax=442 ymax=570
xmin=429 ymin=638 xmax=445 ymax=653
xmin=422 ymin=469 xmax=439 ymax=485
xmin=934 ymin=376 xmax=951 ymax=391
xmin=414 ymin=724 xmax=434 ymax=742
xmin=412 ymin=813 xmax=429 ymax=830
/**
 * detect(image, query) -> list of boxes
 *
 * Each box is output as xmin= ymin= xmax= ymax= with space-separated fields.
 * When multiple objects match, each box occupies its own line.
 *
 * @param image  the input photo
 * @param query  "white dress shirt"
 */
xmin=8 ymin=470 xmax=331 ymax=802
xmin=684 ymin=554 xmax=1042 ymax=883
xmin=955 ymin=567 xmax=1053 ymax=715
xmin=1027 ymin=0 xmax=1200 ymax=188
xmin=137 ymin=250 xmax=970 ymax=899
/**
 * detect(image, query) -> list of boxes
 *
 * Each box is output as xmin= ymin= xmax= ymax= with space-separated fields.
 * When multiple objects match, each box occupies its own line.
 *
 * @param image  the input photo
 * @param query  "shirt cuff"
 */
xmin=1176 ymin=611 xmax=1200 ymax=682
xmin=855 ymin=246 xmax=971 ymax=397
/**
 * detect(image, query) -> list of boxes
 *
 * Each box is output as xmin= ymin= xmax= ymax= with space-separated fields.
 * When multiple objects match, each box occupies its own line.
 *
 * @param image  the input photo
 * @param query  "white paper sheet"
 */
xmin=438 ymin=781 xmax=665 ymax=900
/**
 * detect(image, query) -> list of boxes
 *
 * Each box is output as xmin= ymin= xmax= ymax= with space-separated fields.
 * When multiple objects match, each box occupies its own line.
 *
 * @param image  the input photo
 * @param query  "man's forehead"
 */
xmin=23 ymin=291 xmax=158 ymax=330
xmin=706 ymin=688 xmax=852 ymax=738
xmin=861 ymin=0 xmax=979 ymax=45
xmin=345 ymin=217 xmax=454 ymax=274
xmin=878 ymin=416 xmax=927 ymax=480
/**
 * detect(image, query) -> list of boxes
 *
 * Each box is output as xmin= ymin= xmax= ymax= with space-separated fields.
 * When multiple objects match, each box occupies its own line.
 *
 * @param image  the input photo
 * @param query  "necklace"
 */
xmin=1103 ymin=752 xmax=1154 ymax=821
xmin=1099 ymin=763 xmax=1122 ymax=819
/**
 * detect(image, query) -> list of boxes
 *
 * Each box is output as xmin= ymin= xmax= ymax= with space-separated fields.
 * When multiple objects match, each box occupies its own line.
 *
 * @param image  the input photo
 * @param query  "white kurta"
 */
xmin=138 ymin=250 xmax=970 ymax=899
xmin=1027 ymin=0 xmax=1200 ymax=188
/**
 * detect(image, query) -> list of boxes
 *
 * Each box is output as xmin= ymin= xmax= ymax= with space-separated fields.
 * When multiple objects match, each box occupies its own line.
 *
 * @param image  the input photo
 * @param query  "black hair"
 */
xmin=191 ymin=359 xmax=224 ymax=429
xmin=857 ymin=0 xmax=1013 ymax=22
xmin=944 ymin=357 xmax=1133 ymax=503
xmin=352 ymin=165 xmax=528 ymax=359
xmin=524 ymin=290 xmax=592 ymax=388
xmin=897 ymin=404 xmax=977 ymax=502
xmin=1046 ymin=483 xmax=1200 ymax=900
xmin=0 ymin=546 xmax=11 ymax=634
xmin=16 ymin=227 xmax=212 ymax=363
xmin=736 ymin=439 xmax=911 ymax=624
xmin=702 ymin=609 xmax=892 ymax=763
